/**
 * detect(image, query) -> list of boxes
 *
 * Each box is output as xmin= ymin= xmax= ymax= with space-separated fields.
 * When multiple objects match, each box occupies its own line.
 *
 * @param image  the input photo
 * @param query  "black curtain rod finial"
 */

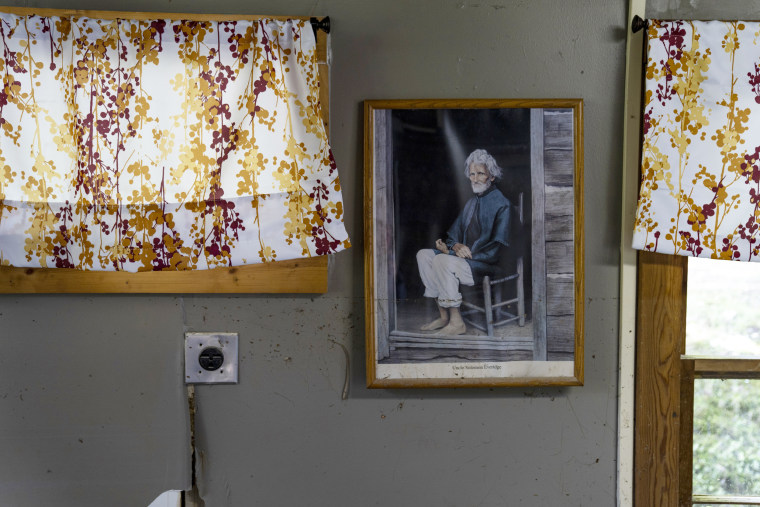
xmin=310 ymin=16 xmax=331 ymax=36
xmin=632 ymin=14 xmax=648 ymax=33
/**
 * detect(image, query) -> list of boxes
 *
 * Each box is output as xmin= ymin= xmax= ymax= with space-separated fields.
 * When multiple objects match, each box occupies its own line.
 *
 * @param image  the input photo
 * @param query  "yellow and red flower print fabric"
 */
xmin=633 ymin=20 xmax=760 ymax=261
xmin=0 ymin=13 xmax=349 ymax=271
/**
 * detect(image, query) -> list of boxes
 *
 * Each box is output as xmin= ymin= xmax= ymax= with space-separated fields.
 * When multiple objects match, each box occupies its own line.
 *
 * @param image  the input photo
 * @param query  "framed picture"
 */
xmin=364 ymin=99 xmax=584 ymax=388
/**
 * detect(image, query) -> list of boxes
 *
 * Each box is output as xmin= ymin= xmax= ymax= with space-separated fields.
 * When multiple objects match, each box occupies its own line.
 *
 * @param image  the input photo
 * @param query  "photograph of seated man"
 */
xmin=416 ymin=148 xmax=511 ymax=335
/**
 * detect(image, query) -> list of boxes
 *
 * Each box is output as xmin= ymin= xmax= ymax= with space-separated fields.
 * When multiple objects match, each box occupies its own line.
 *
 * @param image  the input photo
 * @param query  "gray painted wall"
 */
xmin=647 ymin=0 xmax=760 ymax=19
xmin=0 ymin=1 xmax=627 ymax=505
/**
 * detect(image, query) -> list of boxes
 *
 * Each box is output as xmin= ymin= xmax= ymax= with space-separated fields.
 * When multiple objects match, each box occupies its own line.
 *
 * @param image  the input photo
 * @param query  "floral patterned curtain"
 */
xmin=0 ymin=13 xmax=349 ymax=271
xmin=633 ymin=20 xmax=760 ymax=261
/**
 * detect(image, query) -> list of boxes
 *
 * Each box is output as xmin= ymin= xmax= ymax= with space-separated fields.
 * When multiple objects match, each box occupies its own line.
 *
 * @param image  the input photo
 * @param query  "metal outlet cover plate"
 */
xmin=185 ymin=332 xmax=239 ymax=384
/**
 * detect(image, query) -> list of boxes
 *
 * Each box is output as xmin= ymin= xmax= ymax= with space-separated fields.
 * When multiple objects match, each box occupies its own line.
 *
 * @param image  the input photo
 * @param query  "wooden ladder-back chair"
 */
xmin=460 ymin=192 xmax=526 ymax=336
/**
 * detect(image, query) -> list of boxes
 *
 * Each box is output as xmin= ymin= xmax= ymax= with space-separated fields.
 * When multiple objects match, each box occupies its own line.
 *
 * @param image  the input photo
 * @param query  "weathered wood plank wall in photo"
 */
xmin=543 ymin=109 xmax=576 ymax=360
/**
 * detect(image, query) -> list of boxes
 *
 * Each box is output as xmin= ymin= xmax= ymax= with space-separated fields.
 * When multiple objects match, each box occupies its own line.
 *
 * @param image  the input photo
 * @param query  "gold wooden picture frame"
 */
xmin=364 ymin=99 xmax=584 ymax=388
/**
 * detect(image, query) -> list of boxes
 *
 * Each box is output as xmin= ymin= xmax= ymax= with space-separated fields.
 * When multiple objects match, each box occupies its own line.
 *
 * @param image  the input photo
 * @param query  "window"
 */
xmin=683 ymin=258 xmax=760 ymax=506
xmin=635 ymin=253 xmax=760 ymax=506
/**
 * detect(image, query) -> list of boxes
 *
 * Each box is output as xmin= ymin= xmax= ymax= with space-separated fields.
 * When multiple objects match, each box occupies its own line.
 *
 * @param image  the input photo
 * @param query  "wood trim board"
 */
xmin=618 ymin=1 xmax=646 ymax=505
xmin=634 ymin=252 xmax=688 ymax=507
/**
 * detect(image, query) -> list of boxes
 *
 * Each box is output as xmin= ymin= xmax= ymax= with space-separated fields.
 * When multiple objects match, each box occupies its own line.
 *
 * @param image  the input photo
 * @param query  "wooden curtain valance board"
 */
xmin=0 ymin=8 xmax=332 ymax=294
xmin=0 ymin=7 xmax=310 ymax=22
xmin=0 ymin=256 xmax=326 ymax=293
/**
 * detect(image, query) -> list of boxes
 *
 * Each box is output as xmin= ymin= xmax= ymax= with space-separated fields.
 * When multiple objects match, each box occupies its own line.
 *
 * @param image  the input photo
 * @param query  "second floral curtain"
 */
xmin=633 ymin=20 xmax=760 ymax=262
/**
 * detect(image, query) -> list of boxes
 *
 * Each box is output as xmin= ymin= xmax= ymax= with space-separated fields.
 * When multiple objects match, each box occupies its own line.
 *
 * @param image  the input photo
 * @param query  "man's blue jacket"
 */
xmin=442 ymin=185 xmax=511 ymax=279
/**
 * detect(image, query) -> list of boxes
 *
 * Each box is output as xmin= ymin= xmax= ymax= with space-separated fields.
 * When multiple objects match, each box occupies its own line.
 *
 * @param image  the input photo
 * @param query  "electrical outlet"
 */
xmin=185 ymin=332 xmax=238 ymax=384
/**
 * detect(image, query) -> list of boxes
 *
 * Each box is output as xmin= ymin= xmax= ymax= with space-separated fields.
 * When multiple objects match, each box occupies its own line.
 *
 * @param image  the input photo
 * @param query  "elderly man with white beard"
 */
xmin=416 ymin=149 xmax=512 ymax=335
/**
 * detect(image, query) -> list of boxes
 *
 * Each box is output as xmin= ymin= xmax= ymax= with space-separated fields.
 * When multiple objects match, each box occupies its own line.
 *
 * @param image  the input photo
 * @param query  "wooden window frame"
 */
xmin=0 ymin=7 xmax=332 ymax=293
xmin=635 ymin=253 xmax=760 ymax=506
xmin=682 ymin=358 xmax=760 ymax=506
xmin=635 ymin=252 xmax=688 ymax=506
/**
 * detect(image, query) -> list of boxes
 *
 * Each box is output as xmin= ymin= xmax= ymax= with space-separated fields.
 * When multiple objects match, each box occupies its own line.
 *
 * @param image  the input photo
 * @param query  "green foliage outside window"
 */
xmin=693 ymin=379 xmax=760 ymax=496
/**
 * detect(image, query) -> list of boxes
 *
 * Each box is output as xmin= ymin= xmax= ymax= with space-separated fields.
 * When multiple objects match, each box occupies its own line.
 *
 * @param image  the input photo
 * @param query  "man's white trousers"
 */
xmin=416 ymin=249 xmax=474 ymax=308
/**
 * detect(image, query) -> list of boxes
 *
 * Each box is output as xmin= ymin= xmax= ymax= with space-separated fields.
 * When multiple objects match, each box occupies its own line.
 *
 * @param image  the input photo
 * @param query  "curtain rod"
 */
xmin=631 ymin=14 xmax=647 ymax=33
xmin=0 ymin=8 xmax=332 ymax=34
xmin=310 ymin=16 xmax=330 ymax=37
xmin=630 ymin=15 xmax=760 ymax=32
